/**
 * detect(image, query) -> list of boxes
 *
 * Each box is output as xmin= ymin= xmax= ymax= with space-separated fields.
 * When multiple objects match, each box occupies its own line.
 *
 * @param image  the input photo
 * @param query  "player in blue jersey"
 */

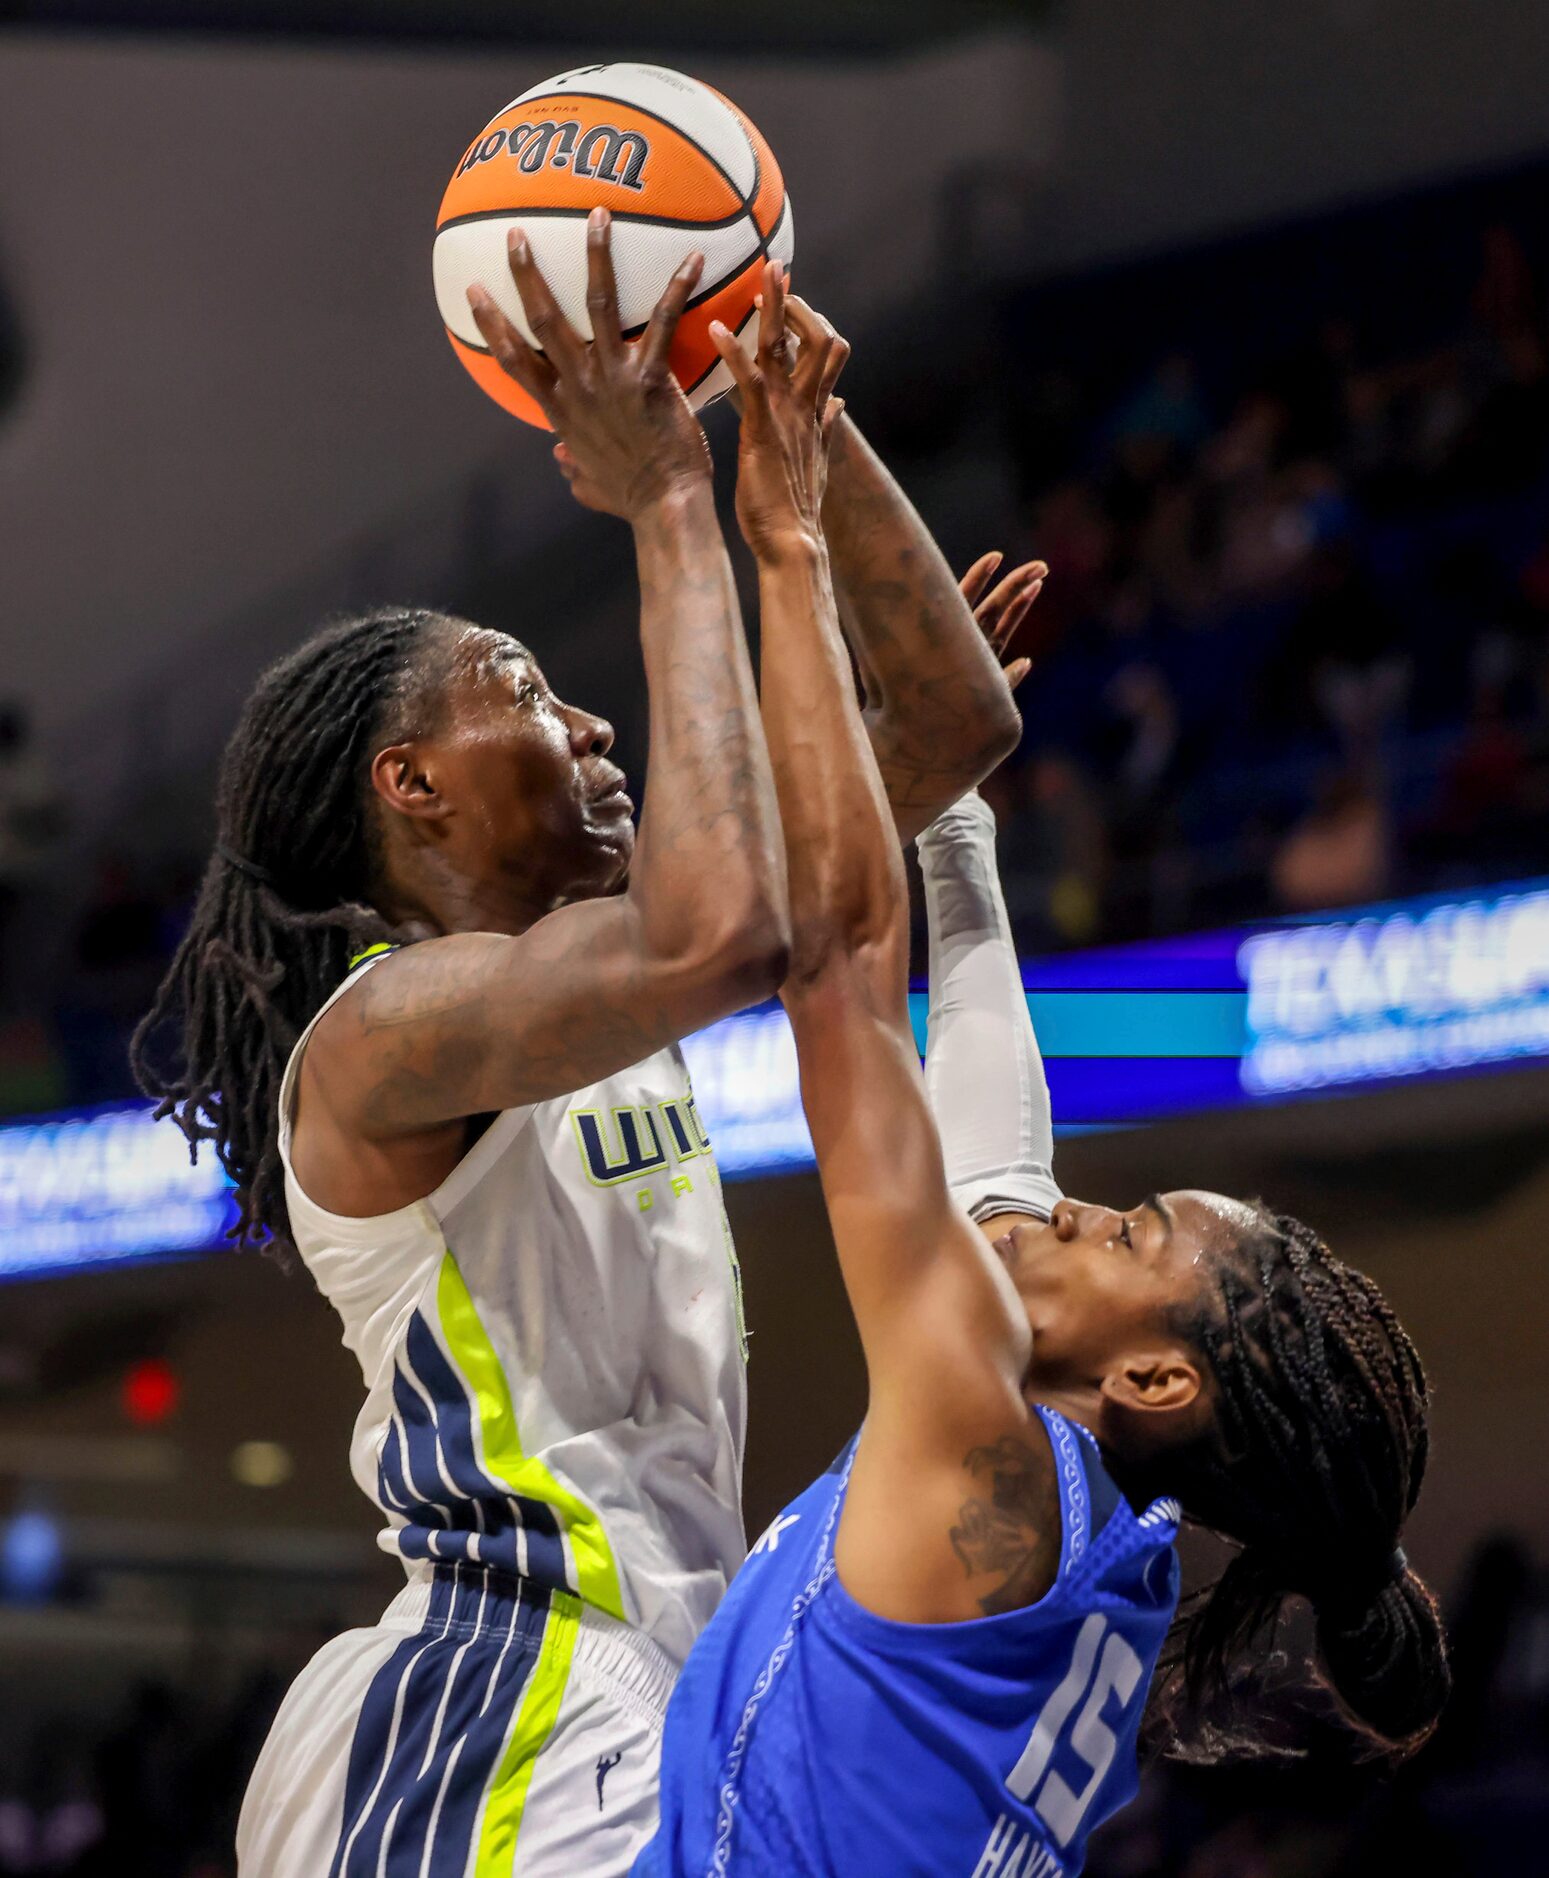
xmin=638 ymin=272 xmax=1450 ymax=1878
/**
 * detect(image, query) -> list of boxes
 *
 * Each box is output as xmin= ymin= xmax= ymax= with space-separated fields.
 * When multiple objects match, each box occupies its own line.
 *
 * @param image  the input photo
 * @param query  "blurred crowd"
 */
xmin=980 ymin=218 xmax=1549 ymax=951
xmin=0 ymin=714 xmax=194 ymax=1115
xmin=0 ymin=1667 xmax=283 ymax=1878
xmin=0 ymin=1531 xmax=1543 ymax=1876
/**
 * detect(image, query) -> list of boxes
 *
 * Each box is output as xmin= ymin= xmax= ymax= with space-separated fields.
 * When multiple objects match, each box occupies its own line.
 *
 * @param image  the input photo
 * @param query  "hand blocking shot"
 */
xmin=636 ymin=279 xmax=1450 ymax=1877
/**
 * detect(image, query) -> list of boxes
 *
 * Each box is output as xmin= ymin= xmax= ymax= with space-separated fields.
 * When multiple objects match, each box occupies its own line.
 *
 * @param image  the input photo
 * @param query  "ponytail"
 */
xmin=1313 ymin=1558 xmax=1450 ymax=1748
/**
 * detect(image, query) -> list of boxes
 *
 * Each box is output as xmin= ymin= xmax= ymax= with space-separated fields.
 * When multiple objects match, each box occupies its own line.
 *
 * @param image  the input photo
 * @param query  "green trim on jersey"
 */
xmin=347 ymin=940 xmax=399 ymax=973
xmin=475 ymin=1590 xmax=582 ymax=1870
xmin=436 ymin=1251 xmax=627 ymax=1623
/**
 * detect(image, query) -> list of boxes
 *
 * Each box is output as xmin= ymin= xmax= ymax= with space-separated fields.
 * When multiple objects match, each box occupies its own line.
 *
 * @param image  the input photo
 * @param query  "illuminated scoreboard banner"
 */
xmin=0 ymin=1103 xmax=235 ymax=1280
xmin=691 ymin=873 xmax=1549 ymax=1166
xmin=1239 ymin=886 xmax=1549 ymax=1095
xmin=3 ymin=876 xmax=1547 ymax=1277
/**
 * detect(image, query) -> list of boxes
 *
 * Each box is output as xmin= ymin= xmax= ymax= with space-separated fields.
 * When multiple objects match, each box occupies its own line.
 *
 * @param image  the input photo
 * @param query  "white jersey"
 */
xmin=277 ymin=950 xmax=749 ymax=1668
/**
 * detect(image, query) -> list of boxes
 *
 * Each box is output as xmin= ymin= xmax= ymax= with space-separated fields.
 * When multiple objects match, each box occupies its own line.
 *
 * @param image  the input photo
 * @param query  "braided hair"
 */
xmin=1135 ymin=1205 xmax=1450 ymax=1762
xmin=131 ymin=606 xmax=474 ymax=1249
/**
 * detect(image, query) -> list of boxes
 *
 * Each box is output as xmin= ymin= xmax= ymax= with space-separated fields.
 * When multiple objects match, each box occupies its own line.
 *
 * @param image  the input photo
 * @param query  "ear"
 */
xmin=369 ymin=743 xmax=453 ymax=823
xmin=1098 ymin=1347 xmax=1210 ymax=1453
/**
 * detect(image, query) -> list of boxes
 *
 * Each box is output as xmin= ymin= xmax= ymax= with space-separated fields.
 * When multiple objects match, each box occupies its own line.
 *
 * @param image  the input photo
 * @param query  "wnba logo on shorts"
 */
xmin=457 ymin=120 xmax=651 ymax=192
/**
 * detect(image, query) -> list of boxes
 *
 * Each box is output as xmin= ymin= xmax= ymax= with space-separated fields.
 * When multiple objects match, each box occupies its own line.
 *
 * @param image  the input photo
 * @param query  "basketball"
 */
xmin=433 ymin=62 xmax=793 ymax=428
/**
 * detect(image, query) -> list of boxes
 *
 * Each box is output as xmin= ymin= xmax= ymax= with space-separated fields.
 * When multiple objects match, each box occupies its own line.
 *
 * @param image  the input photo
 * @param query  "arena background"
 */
xmin=1 ymin=3 xmax=1547 ymax=1872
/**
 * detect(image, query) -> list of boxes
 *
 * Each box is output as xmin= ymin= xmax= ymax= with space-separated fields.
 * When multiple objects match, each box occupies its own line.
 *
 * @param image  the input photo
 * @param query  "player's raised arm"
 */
xmin=714 ymin=282 xmax=1050 ymax=1623
xmin=304 ymin=214 xmax=788 ymax=1142
xmin=820 ymin=406 xmax=1039 ymax=842
xmin=920 ymin=789 xmax=1061 ymax=1234
xmin=917 ymin=572 xmax=1060 ymax=1236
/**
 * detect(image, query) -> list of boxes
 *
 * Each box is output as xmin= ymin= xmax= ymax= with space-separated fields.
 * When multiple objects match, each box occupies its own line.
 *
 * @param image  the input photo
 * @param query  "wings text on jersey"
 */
xmin=571 ymin=1096 xmax=710 ymax=1187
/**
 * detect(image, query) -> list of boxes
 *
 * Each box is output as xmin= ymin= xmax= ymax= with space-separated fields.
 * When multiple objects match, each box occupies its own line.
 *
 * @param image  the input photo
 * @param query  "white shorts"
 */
xmin=237 ymin=1563 xmax=676 ymax=1876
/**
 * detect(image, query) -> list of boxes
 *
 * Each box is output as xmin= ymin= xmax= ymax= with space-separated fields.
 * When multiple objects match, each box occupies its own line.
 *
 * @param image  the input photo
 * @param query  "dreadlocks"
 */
xmin=1135 ymin=1205 xmax=1450 ymax=1762
xmin=131 ymin=607 xmax=470 ymax=1249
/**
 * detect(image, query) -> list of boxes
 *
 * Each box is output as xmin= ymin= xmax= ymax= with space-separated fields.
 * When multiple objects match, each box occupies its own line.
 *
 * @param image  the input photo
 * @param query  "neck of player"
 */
xmin=372 ymin=840 xmax=596 ymax=941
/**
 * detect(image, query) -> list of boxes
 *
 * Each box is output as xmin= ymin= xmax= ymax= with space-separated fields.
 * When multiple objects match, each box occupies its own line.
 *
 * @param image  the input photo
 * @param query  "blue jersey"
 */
xmin=637 ymin=1407 xmax=1180 ymax=1878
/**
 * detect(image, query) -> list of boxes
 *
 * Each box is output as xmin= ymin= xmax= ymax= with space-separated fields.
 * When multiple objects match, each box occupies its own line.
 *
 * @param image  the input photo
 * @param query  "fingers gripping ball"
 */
xmin=434 ymin=62 xmax=794 ymax=429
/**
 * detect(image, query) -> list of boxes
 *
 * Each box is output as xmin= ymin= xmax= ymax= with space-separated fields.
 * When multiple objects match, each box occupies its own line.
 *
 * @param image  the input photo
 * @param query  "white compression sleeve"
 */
xmin=918 ymin=791 xmax=1062 ymax=1224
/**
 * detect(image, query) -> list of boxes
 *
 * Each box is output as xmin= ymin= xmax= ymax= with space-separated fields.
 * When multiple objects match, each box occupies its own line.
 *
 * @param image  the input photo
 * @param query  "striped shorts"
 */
xmin=237 ymin=1562 xmax=677 ymax=1876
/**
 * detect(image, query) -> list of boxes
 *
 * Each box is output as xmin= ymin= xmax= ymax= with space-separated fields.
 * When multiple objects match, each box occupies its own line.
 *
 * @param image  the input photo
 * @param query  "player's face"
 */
xmin=429 ymin=635 xmax=634 ymax=905
xmin=994 ymin=1190 xmax=1251 ymax=1389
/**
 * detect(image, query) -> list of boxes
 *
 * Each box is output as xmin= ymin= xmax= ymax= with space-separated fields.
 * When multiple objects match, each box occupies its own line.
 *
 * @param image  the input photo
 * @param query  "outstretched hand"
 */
xmin=958 ymin=553 xmax=1046 ymax=693
xmin=466 ymin=208 xmax=713 ymax=521
xmin=710 ymin=263 xmax=850 ymax=559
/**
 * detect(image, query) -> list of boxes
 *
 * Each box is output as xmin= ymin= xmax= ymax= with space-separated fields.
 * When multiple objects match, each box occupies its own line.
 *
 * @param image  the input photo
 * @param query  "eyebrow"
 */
xmin=1143 ymin=1193 xmax=1175 ymax=1240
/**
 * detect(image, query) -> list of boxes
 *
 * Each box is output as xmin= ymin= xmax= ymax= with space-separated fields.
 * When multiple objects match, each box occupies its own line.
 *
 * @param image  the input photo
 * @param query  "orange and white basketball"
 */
xmin=433 ymin=63 xmax=793 ymax=429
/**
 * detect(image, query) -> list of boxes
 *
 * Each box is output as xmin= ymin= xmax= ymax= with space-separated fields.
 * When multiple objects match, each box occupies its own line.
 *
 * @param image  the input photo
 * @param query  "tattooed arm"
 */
xmin=293 ymin=216 xmax=786 ymax=1210
xmin=716 ymin=286 xmax=1059 ymax=1625
xmin=950 ymin=1435 xmax=1067 ymax=1616
xmin=822 ymin=412 xmax=1035 ymax=843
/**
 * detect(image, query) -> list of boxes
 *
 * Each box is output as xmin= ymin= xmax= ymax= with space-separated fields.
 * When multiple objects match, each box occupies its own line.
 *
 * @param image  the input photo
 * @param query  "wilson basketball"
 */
xmin=433 ymin=63 xmax=793 ymax=429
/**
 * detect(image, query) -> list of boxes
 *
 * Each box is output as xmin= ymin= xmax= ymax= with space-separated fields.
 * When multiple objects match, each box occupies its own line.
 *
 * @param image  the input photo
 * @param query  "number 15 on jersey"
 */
xmin=1006 ymin=1613 xmax=1145 ymax=1848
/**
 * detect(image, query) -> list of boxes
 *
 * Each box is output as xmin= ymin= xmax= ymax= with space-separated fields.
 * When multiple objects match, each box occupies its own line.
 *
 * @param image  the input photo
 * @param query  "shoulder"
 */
xmin=312 ymin=935 xmax=494 ymax=1042
xmin=946 ymin=1416 xmax=1068 ymax=1616
xmin=300 ymin=934 xmax=508 ymax=1123
xmin=289 ymin=943 xmax=480 ymax=1211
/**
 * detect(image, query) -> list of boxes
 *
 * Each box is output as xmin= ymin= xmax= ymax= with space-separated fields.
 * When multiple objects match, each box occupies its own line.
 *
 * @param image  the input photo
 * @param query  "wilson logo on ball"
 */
xmin=457 ymin=120 xmax=652 ymax=192
xmin=435 ymin=63 xmax=793 ymax=430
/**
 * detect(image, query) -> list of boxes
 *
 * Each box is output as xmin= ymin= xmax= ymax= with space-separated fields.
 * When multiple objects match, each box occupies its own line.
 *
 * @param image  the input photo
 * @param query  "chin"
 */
xmin=593 ymin=826 xmax=635 ymax=896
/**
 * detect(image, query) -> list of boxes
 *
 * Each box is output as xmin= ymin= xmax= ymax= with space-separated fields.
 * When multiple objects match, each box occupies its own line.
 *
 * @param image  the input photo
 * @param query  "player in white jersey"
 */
xmin=133 ymin=218 xmax=1030 ymax=1876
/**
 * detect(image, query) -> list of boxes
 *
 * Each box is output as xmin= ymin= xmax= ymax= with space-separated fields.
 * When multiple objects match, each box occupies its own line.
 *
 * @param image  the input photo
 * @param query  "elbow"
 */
xmin=784 ymin=898 xmax=900 ymax=994
xmin=891 ymin=690 xmax=1022 ymax=804
xmin=976 ymin=696 xmax=1024 ymax=774
xmin=942 ymin=704 xmax=1021 ymax=805
xmin=639 ymin=867 xmax=791 ymax=1024
xmin=945 ymin=680 xmax=1023 ymax=782
xmin=783 ymin=916 xmax=837 ymax=991
xmin=695 ymin=903 xmax=792 ymax=1008
xmin=719 ymin=918 xmax=792 ymax=1004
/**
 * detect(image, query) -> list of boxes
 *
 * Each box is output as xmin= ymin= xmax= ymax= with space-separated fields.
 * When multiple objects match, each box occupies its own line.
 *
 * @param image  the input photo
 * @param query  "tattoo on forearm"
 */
xmin=824 ymin=451 xmax=1016 ymax=820
xmin=949 ymin=1435 xmax=1059 ymax=1616
xmin=638 ymin=538 xmax=779 ymax=868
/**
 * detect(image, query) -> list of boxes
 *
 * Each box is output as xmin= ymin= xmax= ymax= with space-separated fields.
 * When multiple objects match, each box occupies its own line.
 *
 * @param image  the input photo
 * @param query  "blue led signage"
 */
xmin=5 ymin=877 xmax=1546 ymax=1278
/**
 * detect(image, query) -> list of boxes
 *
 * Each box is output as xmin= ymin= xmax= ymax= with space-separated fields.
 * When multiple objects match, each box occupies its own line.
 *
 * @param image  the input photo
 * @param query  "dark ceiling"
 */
xmin=1 ymin=0 xmax=1051 ymax=58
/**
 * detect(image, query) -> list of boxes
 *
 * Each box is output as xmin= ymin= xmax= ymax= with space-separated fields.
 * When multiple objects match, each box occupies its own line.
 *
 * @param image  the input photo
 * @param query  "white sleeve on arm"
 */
xmin=918 ymin=790 xmax=1063 ymax=1224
